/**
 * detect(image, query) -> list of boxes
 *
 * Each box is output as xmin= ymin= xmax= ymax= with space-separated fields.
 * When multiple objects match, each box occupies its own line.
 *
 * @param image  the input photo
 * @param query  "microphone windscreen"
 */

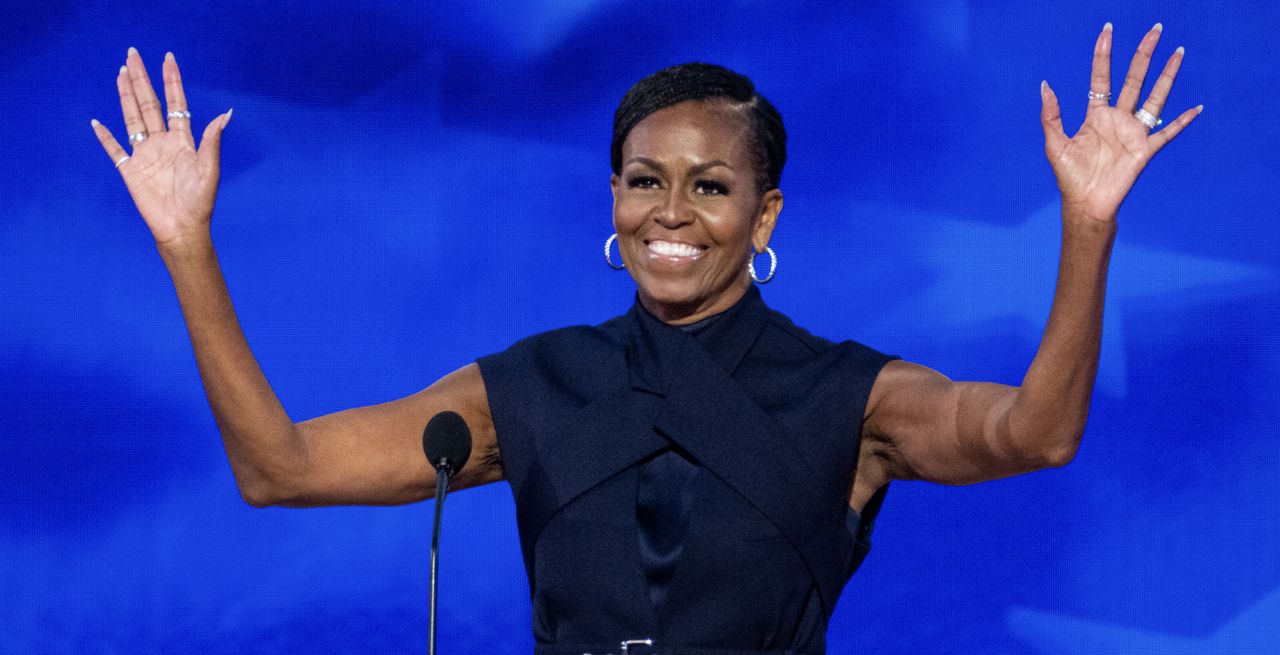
xmin=422 ymin=410 xmax=473 ymax=474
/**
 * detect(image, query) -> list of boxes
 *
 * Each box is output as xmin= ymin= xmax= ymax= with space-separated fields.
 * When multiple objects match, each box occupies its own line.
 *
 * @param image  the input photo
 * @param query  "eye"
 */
xmin=627 ymin=175 xmax=660 ymax=189
xmin=695 ymin=180 xmax=729 ymax=195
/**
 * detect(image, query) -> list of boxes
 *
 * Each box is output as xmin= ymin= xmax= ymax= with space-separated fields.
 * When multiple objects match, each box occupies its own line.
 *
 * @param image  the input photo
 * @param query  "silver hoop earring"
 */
xmin=748 ymin=247 xmax=777 ymax=284
xmin=604 ymin=233 xmax=625 ymax=270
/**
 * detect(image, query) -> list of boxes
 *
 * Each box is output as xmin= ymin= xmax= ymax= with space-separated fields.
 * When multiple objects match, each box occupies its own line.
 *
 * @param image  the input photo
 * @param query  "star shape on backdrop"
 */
xmin=460 ymin=0 xmax=610 ymax=58
xmin=1007 ymin=586 xmax=1280 ymax=653
xmin=856 ymin=202 xmax=1276 ymax=398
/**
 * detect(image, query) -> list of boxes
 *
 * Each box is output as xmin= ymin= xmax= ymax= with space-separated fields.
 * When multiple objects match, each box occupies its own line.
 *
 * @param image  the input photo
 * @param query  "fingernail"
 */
xmin=165 ymin=51 xmax=175 ymax=61
xmin=128 ymin=46 xmax=138 ymax=57
xmin=1103 ymin=22 xmax=1112 ymax=32
xmin=1152 ymin=22 xmax=1163 ymax=32
xmin=1040 ymin=80 xmax=1047 ymax=95
xmin=119 ymin=65 xmax=127 ymax=75
xmin=1175 ymin=46 xmax=1185 ymax=55
xmin=91 ymin=118 xmax=100 ymax=127
xmin=1196 ymin=104 xmax=1204 ymax=113
xmin=225 ymin=108 xmax=234 ymax=125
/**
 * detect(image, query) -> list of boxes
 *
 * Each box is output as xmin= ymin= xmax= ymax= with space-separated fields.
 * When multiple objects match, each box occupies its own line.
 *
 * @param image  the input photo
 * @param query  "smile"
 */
xmin=646 ymin=240 xmax=706 ymax=259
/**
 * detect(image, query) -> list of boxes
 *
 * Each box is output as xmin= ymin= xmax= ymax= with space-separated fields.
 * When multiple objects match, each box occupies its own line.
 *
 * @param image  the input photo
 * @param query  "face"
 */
xmin=611 ymin=100 xmax=782 ymax=325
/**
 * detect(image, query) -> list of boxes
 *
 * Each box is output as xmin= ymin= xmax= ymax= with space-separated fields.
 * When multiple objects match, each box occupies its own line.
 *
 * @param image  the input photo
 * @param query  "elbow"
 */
xmin=1039 ymin=442 xmax=1079 ymax=469
xmin=1033 ymin=429 xmax=1083 ymax=469
xmin=232 ymin=463 xmax=305 ymax=508
xmin=241 ymin=492 xmax=272 ymax=509
xmin=235 ymin=476 xmax=280 ymax=508
xmin=225 ymin=427 xmax=310 ymax=508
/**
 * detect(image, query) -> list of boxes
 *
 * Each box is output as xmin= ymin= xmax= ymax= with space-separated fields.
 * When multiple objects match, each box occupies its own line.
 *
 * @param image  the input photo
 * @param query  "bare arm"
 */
xmin=94 ymin=49 xmax=501 ymax=508
xmin=860 ymin=217 xmax=1112 ymax=486
xmin=856 ymin=24 xmax=1200 ymax=488
xmin=160 ymin=240 xmax=501 ymax=507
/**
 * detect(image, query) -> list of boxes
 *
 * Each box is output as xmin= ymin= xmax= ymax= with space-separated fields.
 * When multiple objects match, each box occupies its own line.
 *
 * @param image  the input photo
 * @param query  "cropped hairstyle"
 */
xmin=611 ymin=63 xmax=787 ymax=193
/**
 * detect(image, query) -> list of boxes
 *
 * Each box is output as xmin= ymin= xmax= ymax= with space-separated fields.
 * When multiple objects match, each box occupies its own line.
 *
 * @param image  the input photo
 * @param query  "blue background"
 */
xmin=3 ymin=1 xmax=1278 ymax=653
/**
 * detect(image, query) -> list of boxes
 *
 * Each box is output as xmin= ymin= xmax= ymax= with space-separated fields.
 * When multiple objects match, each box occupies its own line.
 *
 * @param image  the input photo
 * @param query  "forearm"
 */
xmin=159 ymin=236 xmax=306 ymax=504
xmin=1006 ymin=210 xmax=1117 ymax=464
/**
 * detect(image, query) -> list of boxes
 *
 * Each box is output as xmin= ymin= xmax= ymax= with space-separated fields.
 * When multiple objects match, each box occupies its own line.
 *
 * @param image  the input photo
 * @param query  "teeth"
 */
xmin=648 ymin=240 xmax=702 ymax=257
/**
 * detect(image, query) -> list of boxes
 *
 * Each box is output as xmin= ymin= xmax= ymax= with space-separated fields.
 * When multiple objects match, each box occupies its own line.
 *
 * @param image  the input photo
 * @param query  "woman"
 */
xmin=92 ymin=23 xmax=1199 ymax=654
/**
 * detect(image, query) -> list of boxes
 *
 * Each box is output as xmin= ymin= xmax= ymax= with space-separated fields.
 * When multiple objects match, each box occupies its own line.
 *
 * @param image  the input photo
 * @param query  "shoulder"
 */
xmin=473 ymin=316 xmax=631 ymax=487
xmin=757 ymin=307 xmax=898 ymax=371
xmin=475 ymin=316 xmax=629 ymax=404
xmin=478 ymin=316 xmax=626 ymax=371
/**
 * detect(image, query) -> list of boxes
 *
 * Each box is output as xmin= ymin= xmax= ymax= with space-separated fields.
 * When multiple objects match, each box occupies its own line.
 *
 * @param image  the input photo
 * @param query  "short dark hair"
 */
xmin=611 ymin=62 xmax=786 ymax=193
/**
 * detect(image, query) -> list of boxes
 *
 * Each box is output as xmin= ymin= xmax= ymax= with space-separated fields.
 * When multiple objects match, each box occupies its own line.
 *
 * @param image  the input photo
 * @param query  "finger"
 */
xmin=126 ymin=47 xmax=166 ymax=135
xmin=1040 ymin=81 xmax=1068 ymax=155
xmin=1148 ymin=105 xmax=1202 ymax=155
xmin=197 ymin=109 xmax=233 ymax=164
xmin=162 ymin=52 xmax=195 ymax=147
xmin=1138 ymin=46 xmax=1185 ymax=122
xmin=1088 ymin=23 xmax=1113 ymax=111
xmin=1116 ymin=23 xmax=1163 ymax=113
xmin=91 ymin=119 xmax=131 ymax=170
xmin=116 ymin=65 xmax=148 ymax=148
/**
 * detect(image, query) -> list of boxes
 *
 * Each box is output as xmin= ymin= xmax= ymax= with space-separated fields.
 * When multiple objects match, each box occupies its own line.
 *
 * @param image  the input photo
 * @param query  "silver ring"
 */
xmin=128 ymin=131 xmax=148 ymax=144
xmin=167 ymin=110 xmax=191 ymax=120
xmin=1087 ymin=90 xmax=1111 ymax=102
xmin=114 ymin=155 xmax=129 ymax=169
xmin=1134 ymin=108 xmax=1161 ymax=129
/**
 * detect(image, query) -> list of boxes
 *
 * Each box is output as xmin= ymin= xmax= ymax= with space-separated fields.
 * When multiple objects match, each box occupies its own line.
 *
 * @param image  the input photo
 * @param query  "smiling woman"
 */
xmin=93 ymin=24 xmax=1200 ymax=653
xmin=611 ymin=98 xmax=783 ymax=324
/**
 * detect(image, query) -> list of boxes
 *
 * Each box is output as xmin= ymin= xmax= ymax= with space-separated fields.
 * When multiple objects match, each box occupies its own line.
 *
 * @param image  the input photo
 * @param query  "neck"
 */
xmin=638 ymin=277 xmax=752 ymax=326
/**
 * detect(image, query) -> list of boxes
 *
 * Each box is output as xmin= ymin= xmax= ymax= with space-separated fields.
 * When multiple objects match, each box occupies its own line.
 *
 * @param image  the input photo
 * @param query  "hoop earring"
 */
xmin=748 ymin=246 xmax=777 ymax=284
xmin=604 ymin=233 xmax=626 ymax=270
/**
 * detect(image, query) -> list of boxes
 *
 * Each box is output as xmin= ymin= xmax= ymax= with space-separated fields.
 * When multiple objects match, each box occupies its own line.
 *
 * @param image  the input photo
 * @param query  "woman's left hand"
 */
xmin=1040 ymin=23 xmax=1201 ymax=224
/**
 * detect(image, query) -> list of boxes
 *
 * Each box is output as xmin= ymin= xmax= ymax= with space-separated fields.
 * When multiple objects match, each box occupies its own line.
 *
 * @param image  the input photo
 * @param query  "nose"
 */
xmin=653 ymin=188 xmax=694 ymax=228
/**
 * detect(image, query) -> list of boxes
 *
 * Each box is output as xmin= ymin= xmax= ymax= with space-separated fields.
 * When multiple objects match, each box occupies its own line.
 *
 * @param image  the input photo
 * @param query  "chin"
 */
xmin=636 ymin=276 xmax=704 ymax=310
xmin=636 ymin=271 xmax=742 ymax=319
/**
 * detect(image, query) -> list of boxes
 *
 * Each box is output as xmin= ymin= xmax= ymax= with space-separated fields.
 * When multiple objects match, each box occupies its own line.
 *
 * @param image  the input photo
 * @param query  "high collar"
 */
xmin=626 ymin=286 xmax=769 ymax=395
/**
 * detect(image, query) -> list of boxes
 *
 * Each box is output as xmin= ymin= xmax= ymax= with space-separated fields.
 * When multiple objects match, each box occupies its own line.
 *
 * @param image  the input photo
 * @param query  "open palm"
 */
xmin=92 ymin=49 xmax=231 ymax=247
xmin=1040 ymin=24 xmax=1201 ymax=223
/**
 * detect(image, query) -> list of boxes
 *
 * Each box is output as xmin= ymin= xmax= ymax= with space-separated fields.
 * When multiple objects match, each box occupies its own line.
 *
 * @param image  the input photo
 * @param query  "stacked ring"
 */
xmin=167 ymin=110 xmax=191 ymax=120
xmin=128 ymin=132 xmax=148 ymax=144
xmin=1134 ymin=108 xmax=1162 ymax=129
xmin=1087 ymin=90 xmax=1111 ymax=101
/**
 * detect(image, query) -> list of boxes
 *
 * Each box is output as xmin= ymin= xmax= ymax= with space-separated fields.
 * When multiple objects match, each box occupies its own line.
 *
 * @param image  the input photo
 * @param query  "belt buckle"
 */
xmin=620 ymin=638 xmax=654 ymax=655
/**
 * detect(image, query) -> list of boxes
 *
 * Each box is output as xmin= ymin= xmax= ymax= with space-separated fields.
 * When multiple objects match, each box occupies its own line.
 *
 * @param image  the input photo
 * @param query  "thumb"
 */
xmin=198 ymin=108 xmax=232 ymax=163
xmin=1039 ymin=81 xmax=1067 ymax=155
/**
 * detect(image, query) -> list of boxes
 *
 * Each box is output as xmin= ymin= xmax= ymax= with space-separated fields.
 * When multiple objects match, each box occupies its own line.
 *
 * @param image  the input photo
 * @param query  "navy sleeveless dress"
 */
xmin=476 ymin=287 xmax=897 ymax=654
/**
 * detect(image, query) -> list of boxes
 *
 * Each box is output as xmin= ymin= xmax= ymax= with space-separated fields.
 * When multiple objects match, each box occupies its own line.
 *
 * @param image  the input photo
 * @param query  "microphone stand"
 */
xmin=429 ymin=459 xmax=454 ymax=655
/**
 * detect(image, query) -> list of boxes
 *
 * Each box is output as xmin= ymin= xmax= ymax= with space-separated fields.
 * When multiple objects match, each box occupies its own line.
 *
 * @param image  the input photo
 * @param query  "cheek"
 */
xmin=612 ymin=195 xmax=647 ymax=233
xmin=705 ymin=203 xmax=757 ymax=245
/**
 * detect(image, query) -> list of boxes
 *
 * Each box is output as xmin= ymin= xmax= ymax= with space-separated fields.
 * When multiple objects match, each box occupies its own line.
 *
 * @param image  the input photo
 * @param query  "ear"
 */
xmin=610 ymin=173 xmax=621 ymax=230
xmin=751 ymin=188 xmax=783 ymax=252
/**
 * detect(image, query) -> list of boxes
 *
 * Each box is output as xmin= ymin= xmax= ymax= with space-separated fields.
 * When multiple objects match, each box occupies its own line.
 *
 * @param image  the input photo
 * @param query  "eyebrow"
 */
xmin=623 ymin=157 xmax=735 ymax=175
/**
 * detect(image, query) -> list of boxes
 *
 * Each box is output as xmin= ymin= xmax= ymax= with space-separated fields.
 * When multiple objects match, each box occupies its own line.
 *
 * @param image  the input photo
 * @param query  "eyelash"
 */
xmin=696 ymin=181 xmax=729 ymax=195
xmin=626 ymin=176 xmax=729 ymax=195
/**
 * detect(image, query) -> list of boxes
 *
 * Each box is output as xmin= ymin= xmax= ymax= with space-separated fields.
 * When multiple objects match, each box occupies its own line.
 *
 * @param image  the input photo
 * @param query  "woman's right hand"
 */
xmin=92 ymin=48 xmax=232 ymax=249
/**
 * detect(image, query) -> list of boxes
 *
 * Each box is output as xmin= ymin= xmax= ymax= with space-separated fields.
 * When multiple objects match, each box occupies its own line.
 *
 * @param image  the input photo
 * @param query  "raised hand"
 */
xmin=92 ymin=48 xmax=232 ymax=248
xmin=1040 ymin=23 xmax=1201 ymax=224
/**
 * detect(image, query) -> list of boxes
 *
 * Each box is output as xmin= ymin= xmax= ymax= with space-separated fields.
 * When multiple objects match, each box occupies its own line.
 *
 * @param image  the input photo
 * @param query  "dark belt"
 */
xmin=534 ymin=641 xmax=819 ymax=655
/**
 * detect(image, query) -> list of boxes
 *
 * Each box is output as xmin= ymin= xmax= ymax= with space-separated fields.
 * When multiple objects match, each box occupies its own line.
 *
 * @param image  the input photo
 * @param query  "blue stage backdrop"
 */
xmin=3 ymin=1 xmax=1278 ymax=653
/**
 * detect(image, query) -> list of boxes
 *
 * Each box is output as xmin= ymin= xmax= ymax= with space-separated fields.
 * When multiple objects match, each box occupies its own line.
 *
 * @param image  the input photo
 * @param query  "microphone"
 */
xmin=423 ymin=410 xmax=472 ymax=476
xmin=422 ymin=410 xmax=472 ymax=655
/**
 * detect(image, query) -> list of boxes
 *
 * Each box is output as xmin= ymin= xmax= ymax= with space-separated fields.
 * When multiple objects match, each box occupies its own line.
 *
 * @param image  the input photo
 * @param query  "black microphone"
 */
xmin=423 ymin=410 xmax=472 ymax=477
xmin=422 ymin=410 xmax=472 ymax=655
